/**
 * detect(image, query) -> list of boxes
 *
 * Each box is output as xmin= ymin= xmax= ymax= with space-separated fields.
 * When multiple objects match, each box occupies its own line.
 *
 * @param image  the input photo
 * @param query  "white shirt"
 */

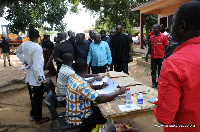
xmin=57 ymin=64 xmax=75 ymax=97
xmin=16 ymin=41 xmax=45 ymax=86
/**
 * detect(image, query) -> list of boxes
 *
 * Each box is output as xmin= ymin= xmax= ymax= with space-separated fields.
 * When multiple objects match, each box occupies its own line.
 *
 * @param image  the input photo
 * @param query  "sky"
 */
xmin=0 ymin=5 xmax=98 ymax=34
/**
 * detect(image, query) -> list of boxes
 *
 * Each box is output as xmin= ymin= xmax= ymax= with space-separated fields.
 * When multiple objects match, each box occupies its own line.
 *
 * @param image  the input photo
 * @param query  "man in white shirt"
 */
xmin=16 ymin=29 xmax=49 ymax=124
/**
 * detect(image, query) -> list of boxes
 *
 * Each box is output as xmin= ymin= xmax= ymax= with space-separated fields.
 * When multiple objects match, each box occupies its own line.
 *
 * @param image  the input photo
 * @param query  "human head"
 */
xmin=100 ymin=30 xmax=106 ymax=40
xmin=63 ymin=53 xmax=73 ymax=67
xmin=94 ymin=33 xmax=101 ymax=44
xmin=74 ymin=59 xmax=88 ymax=74
xmin=57 ymin=32 xmax=67 ymax=41
xmin=54 ymin=36 xmax=57 ymax=43
xmin=171 ymin=1 xmax=200 ymax=44
xmin=75 ymin=33 xmax=80 ymax=41
xmin=165 ymin=27 xmax=169 ymax=33
xmin=68 ymin=30 xmax=73 ymax=37
xmin=29 ymin=29 xmax=40 ymax=42
xmin=116 ymin=25 xmax=122 ymax=35
xmin=2 ymin=37 xmax=5 ymax=41
xmin=152 ymin=24 xmax=161 ymax=35
xmin=46 ymin=35 xmax=50 ymax=41
xmin=89 ymin=30 xmax=95 ymax=39
xmin=77 ymin=33 xmax=85 ymax=44
xmin=110 ymin=29 xmax=116 ymax=37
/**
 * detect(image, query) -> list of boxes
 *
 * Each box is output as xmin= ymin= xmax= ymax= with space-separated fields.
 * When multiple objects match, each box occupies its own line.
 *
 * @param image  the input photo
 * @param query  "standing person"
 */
xmin=53 ymin=32 xmax=74 ymax=78
xmin=154 ymin=1 xmax=200 ymax=132
xmin=68 ymin=30 xmax=75 ymax=47
xmin=100 ymin=30 xmax=108 ymax=41
xmin=87 ymin=33 xmax=112 ymax=74
xmin=16 ymin=29 xmax=50 ymax=124
xmin=106 ymin=29 xmax=116 ymax=45
xmin=42 ymin=35 xmax=56 ymax=76
xmin=74 ymin=33 xmax=90 ymax=61
xmin=110 ymin=25 xmax=133 ymax=74
xmin=145 ymin=24 xmax=169 ymax=88
xmin=0 ymin=36 xmax=12 ymax=67
xmin=66 ymin=59 xmax=125 ymax=131
xmin=88 ymin=30 xmax=95 ymax=43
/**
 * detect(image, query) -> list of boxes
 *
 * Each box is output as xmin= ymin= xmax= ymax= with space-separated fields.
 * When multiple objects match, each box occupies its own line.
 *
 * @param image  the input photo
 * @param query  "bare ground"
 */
xmin=0 ymin=55 xmax=162 ymax=132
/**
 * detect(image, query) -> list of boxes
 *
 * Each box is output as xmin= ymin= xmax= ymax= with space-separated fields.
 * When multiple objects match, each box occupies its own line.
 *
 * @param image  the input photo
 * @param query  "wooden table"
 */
xmin=97 ymin=72 xmax=157 ymax=122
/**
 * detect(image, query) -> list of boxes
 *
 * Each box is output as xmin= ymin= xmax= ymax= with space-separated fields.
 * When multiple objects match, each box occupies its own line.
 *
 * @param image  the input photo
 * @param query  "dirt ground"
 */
xmin=0 ymin=55 xmax=162 ymax=132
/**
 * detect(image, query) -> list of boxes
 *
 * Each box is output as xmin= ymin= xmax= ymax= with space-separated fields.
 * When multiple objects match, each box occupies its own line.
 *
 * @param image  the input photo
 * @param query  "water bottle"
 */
xmin=137 ymin=93 xmax=143 ymax=106
xmin=125 ymin=88 xmax=131 ymax=108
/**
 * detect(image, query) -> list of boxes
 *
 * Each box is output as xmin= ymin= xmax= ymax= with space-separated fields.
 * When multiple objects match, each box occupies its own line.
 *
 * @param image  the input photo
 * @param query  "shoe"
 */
xmin=3 ymin=65 xmax=6 ymax=67
xmin=36 ymin=117 xmax=50 ymax=124
xmin=152 ymin=83 xmax=156 ymax=88
xmin=9 ymin=64 xmax=12 ymax=66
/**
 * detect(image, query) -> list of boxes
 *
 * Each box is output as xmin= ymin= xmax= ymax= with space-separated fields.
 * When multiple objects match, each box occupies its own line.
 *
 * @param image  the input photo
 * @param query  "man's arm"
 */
xmin=145 ymin=46 xmax=151 ymax=62
xmin=105 ymin=42 xmax=112 ymax=66
xmin=53 ymin=46 xmax=63 ymax=63
xmin=94 ymin=86 xmax=126 ymax=103
xmin=87 ymin=45 xmax=92 ymax=65
xmin=154 ymin=60 xmax=182 ymax=124
xmin=16 ymin=44 xmax=25 ymax=64
xmin=129 ymin=42 xmax=133 ymax=62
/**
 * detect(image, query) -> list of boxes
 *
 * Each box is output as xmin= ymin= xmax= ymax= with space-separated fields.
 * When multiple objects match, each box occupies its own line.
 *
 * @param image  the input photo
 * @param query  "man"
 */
xmin=66 ymin=59 xmax=125 ymax=131
xmin=74 ymin=33 xmax=90 ymax=61
xmin=16 ymin=29 xmax=49 ymax=124
xmin=106 ymin=29 xmax=116 ymax=45
xmin=42 ymin=35 xmax=56 ymax=76
xmin=145 ymin=24 xmax=168 ymax=88
xmin=110 ymin=25 xmax=133 ymax=74
xmin=87 ymin=33 xmax=112 ymax=74
xmin=154 ymin=1 xmax=200 ymax=132
xmin=88 ymin=30 xmax=95 ymax=43
xmin=53 ymin=32 xmax=74 ymax=78
xmin=0 ymin=37 xmax=12 ymax=67
xmin=100 ymin=30 xmax=108 ymax=41
xmin=68 ymin=30 xmax=75 ymax=47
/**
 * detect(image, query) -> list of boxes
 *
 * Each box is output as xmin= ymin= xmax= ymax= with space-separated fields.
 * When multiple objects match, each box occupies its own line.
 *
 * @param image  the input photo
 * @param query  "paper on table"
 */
xmin=118 ymin=104 xmax=141 ymax=112
xmin=92 ymin=77 xmax=108 ymax=85
xmin=18 ymin=65 xmax=30 ymax=71
xmin=96 ymin=77 xmax=118 ymax=94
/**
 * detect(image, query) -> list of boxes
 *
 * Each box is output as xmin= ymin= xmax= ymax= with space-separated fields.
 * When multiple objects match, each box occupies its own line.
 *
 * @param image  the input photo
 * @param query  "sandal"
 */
xmin=36 ymin=117 xmax=50 ymax=124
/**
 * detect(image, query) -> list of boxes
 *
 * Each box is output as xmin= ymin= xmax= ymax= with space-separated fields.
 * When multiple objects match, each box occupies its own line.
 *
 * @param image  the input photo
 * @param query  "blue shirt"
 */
xmin=74 ymin=40 xmax=90 ymax=60
xmin=87 ymin=41 xmax=112 ymax=66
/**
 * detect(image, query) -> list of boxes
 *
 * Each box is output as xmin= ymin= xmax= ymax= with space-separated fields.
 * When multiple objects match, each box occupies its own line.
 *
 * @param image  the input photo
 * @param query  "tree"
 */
xmin=0 ymin=0 xmax=70 ymax=34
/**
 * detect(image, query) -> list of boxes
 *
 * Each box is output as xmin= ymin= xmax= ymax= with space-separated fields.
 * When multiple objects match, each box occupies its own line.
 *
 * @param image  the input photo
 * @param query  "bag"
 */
xmin=97 ymin=118 xmax=116 ymax=132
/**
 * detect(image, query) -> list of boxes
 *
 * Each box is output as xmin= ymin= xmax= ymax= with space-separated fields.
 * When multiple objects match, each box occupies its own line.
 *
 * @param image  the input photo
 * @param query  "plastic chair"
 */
xmin=45 ymin=90 xmax=88 ymax=131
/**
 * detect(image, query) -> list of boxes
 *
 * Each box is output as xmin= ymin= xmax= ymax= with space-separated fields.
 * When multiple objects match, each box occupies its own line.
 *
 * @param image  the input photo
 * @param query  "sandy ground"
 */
xmin=0 ymin=55 xmax=162 ymax=132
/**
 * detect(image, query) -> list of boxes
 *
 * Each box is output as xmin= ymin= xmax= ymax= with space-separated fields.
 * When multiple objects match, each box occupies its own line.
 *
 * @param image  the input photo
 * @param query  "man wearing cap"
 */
xmin=53 ymin=32 xmax=74 ymax=78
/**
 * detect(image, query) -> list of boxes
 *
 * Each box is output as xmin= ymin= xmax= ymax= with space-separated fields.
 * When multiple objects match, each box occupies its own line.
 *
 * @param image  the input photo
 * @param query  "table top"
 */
xmin=97 ymin=71 xmax=157 ymax=118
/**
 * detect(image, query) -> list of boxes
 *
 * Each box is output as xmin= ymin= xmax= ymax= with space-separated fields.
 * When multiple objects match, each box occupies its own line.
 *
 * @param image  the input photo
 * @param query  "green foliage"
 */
xmin=1 ymin=0 xmax=70 ymax=34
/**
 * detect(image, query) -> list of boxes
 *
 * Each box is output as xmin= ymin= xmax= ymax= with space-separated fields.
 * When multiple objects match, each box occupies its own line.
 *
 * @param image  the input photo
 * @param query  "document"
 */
xmin=18 ymin=65 xmax=30 ymax=71
xmin=118 ymin=104 xmax=141 ymax=112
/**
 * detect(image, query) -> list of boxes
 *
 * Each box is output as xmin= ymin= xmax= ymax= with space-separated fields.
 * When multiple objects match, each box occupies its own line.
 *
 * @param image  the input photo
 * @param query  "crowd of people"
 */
xmin=12 ymin=1 xmax=200 ymax=132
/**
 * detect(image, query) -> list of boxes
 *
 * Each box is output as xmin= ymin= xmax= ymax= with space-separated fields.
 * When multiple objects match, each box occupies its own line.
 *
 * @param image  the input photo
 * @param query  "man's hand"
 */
xmin=42 ymin=80 xmax=50 ymax=84
xmin=145 ymin=55 xmax=148 ymax=62
xmin=118 ymin=86 xmax=126 ymax=95
xmin=129 ymin=56 xmax=133 ymax=62
xmin=116 ymin=123 xmax=139 ymax=132
xmin=100 ymin=82 xmax=108 ymax=89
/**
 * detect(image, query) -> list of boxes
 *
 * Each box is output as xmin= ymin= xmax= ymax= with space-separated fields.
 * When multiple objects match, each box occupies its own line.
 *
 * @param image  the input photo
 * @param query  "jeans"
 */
xmin=151 ymin=58 xmax=164 ymax=84
xmin=114 ymin=61 xmax=129 ymax=74
xmin=92 ymin=64 xmax=107 ymax=74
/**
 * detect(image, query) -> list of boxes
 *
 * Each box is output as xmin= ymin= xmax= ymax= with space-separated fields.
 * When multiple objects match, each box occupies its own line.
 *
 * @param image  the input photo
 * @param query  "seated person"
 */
xmin=66 ymin=59 xmax=125 ymax=131
xmin=57 ymin=53 xmax=107 ymax=101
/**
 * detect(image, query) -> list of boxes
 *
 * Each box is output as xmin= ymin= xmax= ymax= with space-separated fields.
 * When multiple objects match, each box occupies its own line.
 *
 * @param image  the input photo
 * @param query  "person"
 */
xmin=53 ymin=32 xmax=74 ymax=78
xmin=88 ymin=30 xmax=95 ymax=43
xmin=87 ymin=33 xmax=112 ymax=74
xmin=42 ymin=35 xmax=56 ymax=76
xmin=145 ymin=24 xmax=169 ymax=88
xmin=16 ymin=29 xmax=49 ymax=124
xmin=100 ymin=30 xmax=108 ymax=41
xmin=68 ymin=30 xmax=75 ymax=47
xmin=154 ymin=1 xmax=200 ymax=132
xmin=0 ymin=36 xmax=12 ymax=67
xmin=74 ymin=33 xmax=90 ymax=61
xmin=66 ymin=59 xmax=126 ymax=131
xmin=110 ymin=25 xmax=133 ymax=74
xmin=163 ymin=27 xmax=171 ymax=42
xmin=106 ymin=29 xmax=116 ymax=45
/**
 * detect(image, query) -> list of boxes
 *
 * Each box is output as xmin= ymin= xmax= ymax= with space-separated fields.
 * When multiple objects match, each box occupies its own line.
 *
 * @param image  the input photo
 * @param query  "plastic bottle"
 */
xmin=125 ymin=88 xmax=131 ymax=108
xmin=137 ymin=93 xmax=143 ymax=106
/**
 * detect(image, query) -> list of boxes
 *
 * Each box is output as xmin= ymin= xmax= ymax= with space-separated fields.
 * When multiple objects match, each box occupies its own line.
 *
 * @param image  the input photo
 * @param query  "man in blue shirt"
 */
xmin=74 ymin=33 xmax=90 ymax=60
xmin=87 ymin=33 xmax=112 ymax=74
